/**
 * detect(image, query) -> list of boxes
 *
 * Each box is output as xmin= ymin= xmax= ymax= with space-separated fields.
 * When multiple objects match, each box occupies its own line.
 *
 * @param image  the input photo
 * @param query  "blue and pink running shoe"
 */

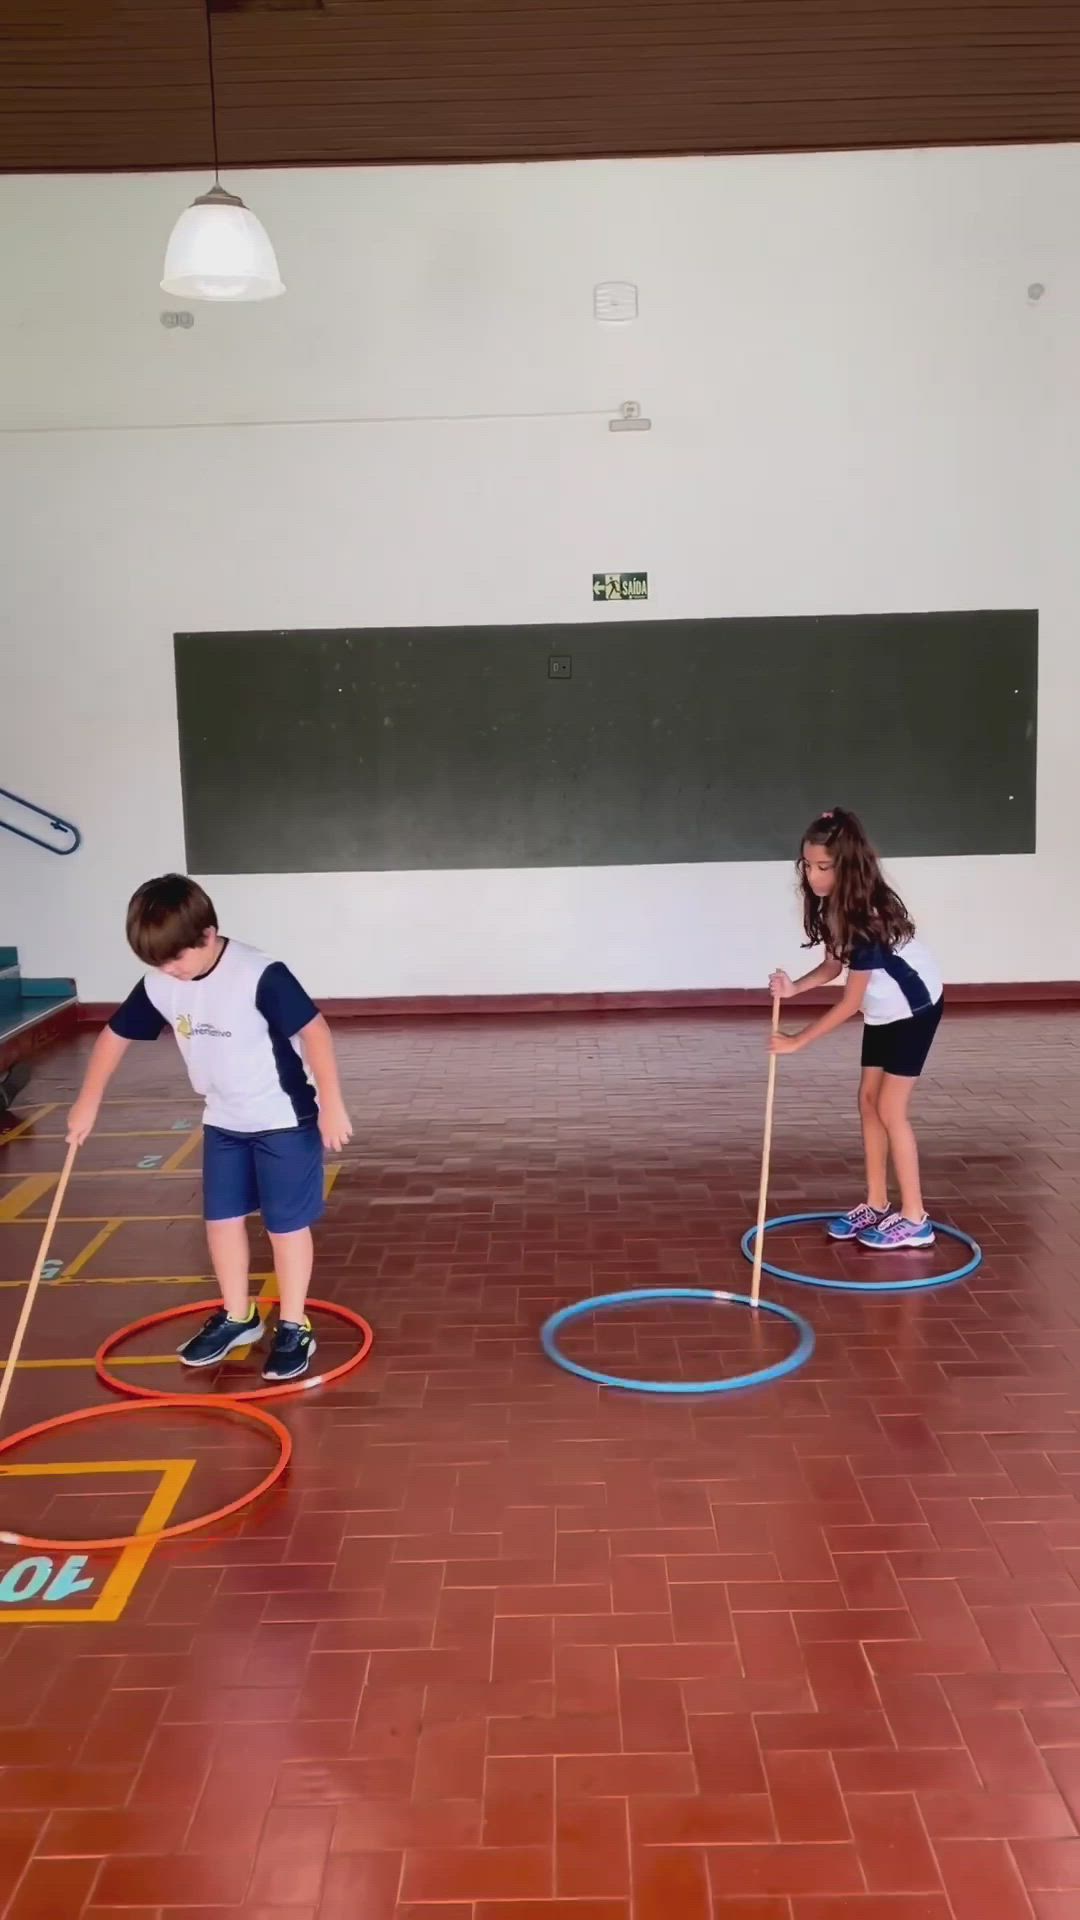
xmin=857 ymin=1212 xmax=936 ymax=1251
xmin=828 ymin=1203 xmax=888 ymax=1242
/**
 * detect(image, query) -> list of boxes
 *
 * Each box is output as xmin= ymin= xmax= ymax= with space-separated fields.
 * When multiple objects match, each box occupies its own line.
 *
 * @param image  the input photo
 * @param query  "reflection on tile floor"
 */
xmin=1 ymin=1009 xmax=1079 ymax=1916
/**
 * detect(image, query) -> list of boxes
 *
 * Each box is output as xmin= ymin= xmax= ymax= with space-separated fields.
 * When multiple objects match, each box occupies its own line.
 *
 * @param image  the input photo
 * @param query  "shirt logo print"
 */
xmin=175 ymin=1013 xmax=232 ymax=1040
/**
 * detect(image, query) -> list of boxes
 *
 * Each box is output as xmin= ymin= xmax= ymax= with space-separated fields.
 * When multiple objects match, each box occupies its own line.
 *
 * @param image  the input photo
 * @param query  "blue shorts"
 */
xmin=203 ymin=1118 xmax=324 ymax=1235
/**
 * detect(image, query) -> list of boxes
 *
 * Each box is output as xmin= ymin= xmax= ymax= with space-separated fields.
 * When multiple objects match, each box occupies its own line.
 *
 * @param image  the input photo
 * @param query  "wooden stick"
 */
xmin=751 ymin=993 xmax=782 ymax=1308
xmin=0 ymin=1141 xmax=77 ymax=1431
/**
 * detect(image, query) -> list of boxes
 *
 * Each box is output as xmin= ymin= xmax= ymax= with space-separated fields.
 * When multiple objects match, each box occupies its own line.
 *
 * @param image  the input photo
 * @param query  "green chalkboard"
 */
xmin=174 ymin=612 xmax=1037 ymax=873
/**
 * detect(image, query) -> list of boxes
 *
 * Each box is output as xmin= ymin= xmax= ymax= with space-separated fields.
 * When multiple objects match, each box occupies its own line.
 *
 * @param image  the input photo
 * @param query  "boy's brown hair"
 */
xmin=126 ymin=875 xmax=218 ymax=967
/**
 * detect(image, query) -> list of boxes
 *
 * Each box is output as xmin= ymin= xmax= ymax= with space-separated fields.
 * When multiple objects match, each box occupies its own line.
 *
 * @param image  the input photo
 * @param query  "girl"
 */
xmin=768 ymin=807 xmax=943 ymax=1251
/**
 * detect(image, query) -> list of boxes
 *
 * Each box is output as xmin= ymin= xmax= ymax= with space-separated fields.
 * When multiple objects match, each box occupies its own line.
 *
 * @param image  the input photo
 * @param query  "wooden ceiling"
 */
xmin=2 ymin=1 xmax=1079 ymax=174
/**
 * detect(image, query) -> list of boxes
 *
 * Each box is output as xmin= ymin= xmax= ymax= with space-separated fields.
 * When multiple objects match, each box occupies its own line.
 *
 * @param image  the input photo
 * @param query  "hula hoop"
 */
xmin=0 ymin=1395 xmax=290 ymax=1551
xmin=95 ymin=1296 xmax=374 ymax=1404
xmin=541 ymin=1288 xmax=815 ymax=1395
xmin=740 ymin=1211 xmax=983 ymax=1294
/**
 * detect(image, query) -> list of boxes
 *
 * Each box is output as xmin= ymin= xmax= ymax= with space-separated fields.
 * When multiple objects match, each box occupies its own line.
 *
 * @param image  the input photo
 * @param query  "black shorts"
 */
xmin=861 ymin=996 xmax=943 ymax=1079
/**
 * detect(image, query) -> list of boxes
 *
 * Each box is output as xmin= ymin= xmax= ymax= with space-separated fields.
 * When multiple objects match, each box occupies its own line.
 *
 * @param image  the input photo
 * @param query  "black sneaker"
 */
xmin=177 ymin=1305 xmax=262 ymax=1368
xmin=0 ymin=1062 xmax=31 ymax=1117
xmin=262 ymin=1319 xmax=317 ymax=1382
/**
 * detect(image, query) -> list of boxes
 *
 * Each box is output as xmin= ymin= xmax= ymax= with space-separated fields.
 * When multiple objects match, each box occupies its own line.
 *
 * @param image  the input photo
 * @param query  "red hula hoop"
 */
xmin=0 ymin=1395 xmax=291 ymax=1552
xmin=94 ymin=1296 xmax=374 ymax=1404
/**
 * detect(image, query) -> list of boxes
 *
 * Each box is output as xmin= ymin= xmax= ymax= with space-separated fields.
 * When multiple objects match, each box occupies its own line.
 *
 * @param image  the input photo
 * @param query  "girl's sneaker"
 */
xmin=858 ymin=1212 xmax=936 ymax=1251
xmin=828 ymin=1204 xmax=889 ymax=1242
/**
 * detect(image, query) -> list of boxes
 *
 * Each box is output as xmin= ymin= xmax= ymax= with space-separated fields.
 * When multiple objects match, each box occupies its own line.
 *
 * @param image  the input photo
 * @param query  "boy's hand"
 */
xmin=319 ymin=1102 xmax=353 ymax=1154
xmin=66 ymin=1096 xmax=100 ymax=1146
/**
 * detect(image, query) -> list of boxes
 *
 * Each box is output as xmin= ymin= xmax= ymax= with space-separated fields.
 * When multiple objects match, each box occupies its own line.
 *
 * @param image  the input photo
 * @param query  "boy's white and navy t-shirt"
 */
xmin=848 ymin=935 xmax=943 ymax=1027
xmin=109 ymin=940 xmax=319 ymax=1134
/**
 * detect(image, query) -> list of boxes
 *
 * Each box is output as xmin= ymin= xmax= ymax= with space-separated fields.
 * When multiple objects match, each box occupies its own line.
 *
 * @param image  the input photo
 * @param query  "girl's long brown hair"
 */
xmin=799 ymin=808 xmax=914 ymax=960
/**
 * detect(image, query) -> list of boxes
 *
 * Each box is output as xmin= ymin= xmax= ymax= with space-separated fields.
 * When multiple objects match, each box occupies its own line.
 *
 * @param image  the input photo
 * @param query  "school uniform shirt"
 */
xmin=109 ymin=939 xmax=319 ymax=1133
xmin=848 ymin=935 xmax=943 ymax=1027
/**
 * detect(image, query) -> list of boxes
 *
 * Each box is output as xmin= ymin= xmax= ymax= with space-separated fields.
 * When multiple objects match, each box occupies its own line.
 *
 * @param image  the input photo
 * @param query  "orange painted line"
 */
xmin=0 ymin=1269 xmax=275 ymax=1293
xmin=4 ymin=1215 xmax=205 ymax=1225
xmin=1 ymin=1354 xmax=179 ymax=1370
xmin=33 ymin=1130 xmax=200 ymax=1141
xmin=0 ymin=1103 xmax=59 ymax=1144
xmin=4 ymin=1159 xmax=340 ymax=1221
xmin=58 ymin=1219 xmax=123 ymax=1281
xmin=0 ymin=1458 xmax=196 ymax=1624
xmin=161 ymin=1128 xmax=203 ymax=1174
xmin=0 ymin=1175 xmax=57 ymax=1223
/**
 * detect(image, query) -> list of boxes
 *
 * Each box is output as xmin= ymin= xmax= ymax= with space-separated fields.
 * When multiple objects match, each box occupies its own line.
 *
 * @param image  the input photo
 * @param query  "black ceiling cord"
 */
xmin=203 ymin=0 xmax=221 ymax=185
xmin=209 ymin=2 xmax=328 ymax=17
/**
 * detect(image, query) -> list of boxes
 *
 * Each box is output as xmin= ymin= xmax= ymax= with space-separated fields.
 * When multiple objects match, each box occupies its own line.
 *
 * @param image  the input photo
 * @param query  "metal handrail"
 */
xmin=0 ymin=786 xmax=82 ymax=855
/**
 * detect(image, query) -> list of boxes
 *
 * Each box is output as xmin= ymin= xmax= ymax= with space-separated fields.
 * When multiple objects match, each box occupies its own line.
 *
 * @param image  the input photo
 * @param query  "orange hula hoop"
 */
xmin=94 ymin=1296 xmax=374 ymax=1404
xmin=0 ymin=1396 xmax=291 ymax=1553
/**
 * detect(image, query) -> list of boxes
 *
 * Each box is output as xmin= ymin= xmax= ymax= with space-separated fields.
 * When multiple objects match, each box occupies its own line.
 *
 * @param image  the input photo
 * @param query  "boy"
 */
xmin=67 ymin=875 xmax=351 ymax=1382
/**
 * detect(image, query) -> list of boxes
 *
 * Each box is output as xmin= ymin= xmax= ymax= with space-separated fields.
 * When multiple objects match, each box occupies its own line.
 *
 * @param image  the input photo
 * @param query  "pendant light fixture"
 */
xmin=161 ymin=0 xmax=284 ymax=303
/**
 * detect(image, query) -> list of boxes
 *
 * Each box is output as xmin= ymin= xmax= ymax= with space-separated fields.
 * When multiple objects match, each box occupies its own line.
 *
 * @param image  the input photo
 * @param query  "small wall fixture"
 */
xmin=594 ymin=282 xmax=639 ymax=324
xmin=161 ymin=1 xmax=284 ymax=302
xmin=609 ymin=401 xmax=651 ymax=434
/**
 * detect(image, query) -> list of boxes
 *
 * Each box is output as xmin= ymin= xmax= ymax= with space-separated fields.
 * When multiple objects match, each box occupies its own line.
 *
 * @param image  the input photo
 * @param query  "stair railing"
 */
xmin=0 ymin=786 xmax=81 ymax=855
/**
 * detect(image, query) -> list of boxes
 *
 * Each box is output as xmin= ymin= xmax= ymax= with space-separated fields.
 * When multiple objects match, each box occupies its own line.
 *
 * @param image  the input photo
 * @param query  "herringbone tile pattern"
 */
xmin=0 ymin=1009 xmax=1078 ymax=1918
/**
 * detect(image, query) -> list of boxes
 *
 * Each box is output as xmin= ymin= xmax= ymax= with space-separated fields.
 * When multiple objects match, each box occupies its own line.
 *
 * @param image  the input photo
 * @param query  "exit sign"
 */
xmin=593 ymin=572 xmax=648 ymax=603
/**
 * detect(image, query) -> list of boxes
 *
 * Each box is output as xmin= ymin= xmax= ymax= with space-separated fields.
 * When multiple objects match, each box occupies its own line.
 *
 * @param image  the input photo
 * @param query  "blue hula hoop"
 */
xmin=741 ymin=1211 xmax=982 ymax=1295
xmin=541 ymin=1287 xmax=815 ymax=1396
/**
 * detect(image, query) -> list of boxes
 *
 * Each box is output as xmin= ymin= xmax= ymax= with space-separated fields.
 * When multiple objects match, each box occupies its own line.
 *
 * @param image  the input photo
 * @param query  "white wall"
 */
xmin=1 ymin=147 xmax=1078 ymax=1001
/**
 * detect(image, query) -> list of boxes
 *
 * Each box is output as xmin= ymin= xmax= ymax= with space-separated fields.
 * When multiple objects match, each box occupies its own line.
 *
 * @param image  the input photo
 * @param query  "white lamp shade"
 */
xmin=161 ymin=186 xmax=284 ymax=302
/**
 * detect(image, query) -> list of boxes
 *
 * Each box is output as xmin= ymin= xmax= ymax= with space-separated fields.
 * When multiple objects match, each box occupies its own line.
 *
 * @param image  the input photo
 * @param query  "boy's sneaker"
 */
xmin=828 ymin=1203 xmax=889 ymax=1242
xmin=857 ymin=1212 xmax=936 ymax=1251
xmin=177 ymin=1305 xmax=262 ymax=1367
xmin=262 ymin=1319 xmax=317 ymax=1383
xmin=0 ymin=1062 xmax=31 ymax=1116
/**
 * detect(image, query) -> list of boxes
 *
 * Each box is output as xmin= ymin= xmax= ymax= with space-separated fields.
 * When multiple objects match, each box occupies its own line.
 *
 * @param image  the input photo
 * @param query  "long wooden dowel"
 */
xmin=0 ymin=1141 xmax=77 ymax=1431
xmin=750 ymin=993 xmax=781 ymax=1308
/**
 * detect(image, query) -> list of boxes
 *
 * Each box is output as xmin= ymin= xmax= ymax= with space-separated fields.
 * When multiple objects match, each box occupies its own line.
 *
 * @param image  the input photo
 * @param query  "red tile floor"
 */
xmin=1 ymin=1007 xmax=1080 ymax=1919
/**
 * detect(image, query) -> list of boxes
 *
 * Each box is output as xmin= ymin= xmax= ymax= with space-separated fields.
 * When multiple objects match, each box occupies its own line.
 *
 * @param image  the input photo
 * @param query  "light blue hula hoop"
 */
xmin=541 ymin=1287 xmax=815 ymax=1396
xmin=740 ymin=1211 xmax=982 ymax=1295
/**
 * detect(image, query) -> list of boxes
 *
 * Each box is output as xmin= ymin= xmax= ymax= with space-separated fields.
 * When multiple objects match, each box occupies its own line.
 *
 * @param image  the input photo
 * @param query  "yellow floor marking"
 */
xmin=58 ymin=1219 xmax=124 ymax=1281
xmin=33 ymin=1130 xmax=199 ymax=1141
xmin=1 ymin=1152 xmax=343 ymax=1213
xmin=79 ymin=1168 xmax=200 ymax=1179
xmin=99 ymin=1097 xmax=200 ymax=1105
xmin=0 ymin=1174 xmax=58 ymax=1222
xmin=0 ymin=1103 xmax=59 ymax=1143
xmin=5 ymin=1215 xmax=205 ymax=1225
xmin=2 ymin=1144 xmax=342 ymax=1175
xmin=0 ymin=1269 xmax=274 ymax=1292
xmin=1 ymin=1353 xmax=178 ymax=1369
xmin=0 ymin=1458 xmax=195 ymax=1623
xmin=161 ymin=1128 xmax=203 ymax=1174
xmin=2 ymin=1168 xmax=201 ymax=1182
